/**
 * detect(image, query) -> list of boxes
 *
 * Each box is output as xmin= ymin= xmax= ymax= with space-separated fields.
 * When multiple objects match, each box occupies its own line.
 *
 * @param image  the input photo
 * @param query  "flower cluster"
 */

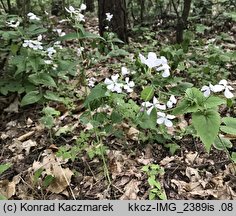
xmin=139 ymin=52 xmax=171 ymax=77
xmin=104 ymin=67 xmax=135 ymax=93
xmin=201 ymin=79 xmax=234 ymax=99
xmin=22 ymin=35 xmax=43 ymax=50
xmin=65 ymin=4 xmax=86 ymax=22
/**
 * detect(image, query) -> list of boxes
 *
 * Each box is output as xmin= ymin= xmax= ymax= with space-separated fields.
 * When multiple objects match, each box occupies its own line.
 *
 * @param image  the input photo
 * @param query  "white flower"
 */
xmin=139 ymin=52 xmax=163 ymax=69
xmin=22 ymin=39 xmax=43 ymax=50
xmin=201 ymin=85 xmax=211 ymax=97
xmin=47 ymin=47 xmax=56 ymax=59
xmin=123 ymin=77 xmax=135 ymax=93
xmin=27 ymin=12 xmax=40 ymax=21
xmin=75 ymin=13 xmax=85 ymax=22
xmin=148 ymin=97 xmax=166 ymax=115
xmin=53 ymin=29 xmax=66 ymax=37
xmin=104 ymin=74 xmax=123 ymax=93
xmin=37 ymin=34 xmax=42 ymax=41
xmin=65 ymin=6 xmax=77 ymax=14
xmin=157 ymin=112 xmax=175 ymax=127
xmin=87 ymin=77 xmax=96 ymax=87
xmin=105 ymin=26 xmax=109 ymax=30
xmin=121 ymin=66 xmax=129 ymax=76
xmin=6 ymin=20 xmax=20 ymax=28
xmin=54 ymin=41 xmax=63 ymax=49
xmin=80 ymin=3 xmax=87 ymax=11
xmin=167 ymin=95 xmax=177 ymax=108
xmin=105 ymin=13 xmax=113 ymax=22
xmin=155 ymin=56 xmax=170 ymax=77
xmin=218 ymin=79 xmax=234 ymax=99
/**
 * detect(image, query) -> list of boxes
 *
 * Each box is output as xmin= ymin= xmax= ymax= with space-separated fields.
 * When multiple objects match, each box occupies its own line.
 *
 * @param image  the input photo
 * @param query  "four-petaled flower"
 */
xmin=155 ymin=56 xmax=170 ymax=77
xmin=106 ymin=13 xmax=113 ymax=22
xmin=157 ymin=112 xmax=175 ymax=127
xmin=142 ymin=96 xmax=166 ymax=115
xmin=124 ymin=77 xmax=135 ymax=93
xmin=104 ymin=74 xmax=123 ymax=93
xmin=167 ymin=95 xmax=177 ymax=108
xmin=218 ymin=79 xmax=234 ymax=99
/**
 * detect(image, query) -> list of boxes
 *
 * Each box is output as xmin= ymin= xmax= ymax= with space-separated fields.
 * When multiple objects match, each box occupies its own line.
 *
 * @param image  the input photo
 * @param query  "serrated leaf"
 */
xmin=141 ymin=86 xmax=154 ymax=101
xmin=192 ymin=109 xmax=221 ymax=153
xmin=172 ymin=99 xmax=190 ymax=115
xmin=21 ymin=91 xmax=42 ymax=106
xmin=213 ymin=136 xmax=232 ymax=150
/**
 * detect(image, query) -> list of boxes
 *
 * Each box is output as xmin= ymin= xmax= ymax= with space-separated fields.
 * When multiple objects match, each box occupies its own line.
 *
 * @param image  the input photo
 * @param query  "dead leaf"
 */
xmin=17 ymin=131 xmax=35 ymax=141
xmin=4 ymin=97 xmax=19 ymax=113
xmin=127 ymin=127 xmax=139 ymax=141
xmin=186 ymin=167 xmax=201 ymax=182
xmin=0 ymin=180 xmax=16 ymax=199
xmin=46 ymin=164 xmax=73 ymax=194
xmin=119 ymin=179 xmax=141 ymax=200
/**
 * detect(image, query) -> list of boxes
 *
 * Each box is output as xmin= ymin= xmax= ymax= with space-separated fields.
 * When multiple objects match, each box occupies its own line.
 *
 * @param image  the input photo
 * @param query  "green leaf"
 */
xmin=84 ymin=84 xmax=107 ymax=107
xmin=43 ymin=175 xmax=54 ymax=188
xmin=28 ymin=73 xmax=57 ymax=88
xmin=40 ymin=115 xmax=54 ymax=129
xmin=33 ymin=168 xmax=44 ymax=183
xmin=60 ymin=32 xmax=105 ymax=41
xmin=231 ymin=152 xmax=236 ymax=163
xmin=172 ymin=99 xmax=190 ymax=115
xmin=204 ymin=96 xmax=226 ymax=108
xmin=21 ymin=91 xmax=42 ymax=106
xmin=222 ymin=117 xmax=236 ymax=128
xmin=213 ymin=136 xmax=232 ymax=150
xmin=164 ymin=143 xmax=180 ymax=155
xmin=220 ymin=117 xmax=236 ymax=135
xmin=44 ymin=91 xmax=65 ymax=103
xmin=0 ymin=194 xmax=7 ymax=200
xmin=220 ymin=126 xmax=236 ymax=135
xmin=192 ymin=109 xmax=221 ymax=153
xmin=0 ymin=163 xmax=11 ymax=175
xmin=110 ymin=111 xmax=123 ymax=123
xmin=138 ymin=112 xmax=156 ymax=129
xmin=42 ymin=107 xmax=60 ymax=116
xmin=141 ymin=86 xmax=154 ymax=101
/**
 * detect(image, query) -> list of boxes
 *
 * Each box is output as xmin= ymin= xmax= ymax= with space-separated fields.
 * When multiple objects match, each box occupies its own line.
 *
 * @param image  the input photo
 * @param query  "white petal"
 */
xmin=139 ymin=53 xmax=146 ymax=64
xmin=224 ymin=88 xmax=234 ymax=99
xmin=167 ymin=101 xmax=173 ymax=108
xmin=142 ymin=102 xmax=153 ymax=108
xmin=121 ymin=66 xmax=129 ymax=75
xmin=147 ymin=107 xmax=153 ymax=115
xmin=156 ymin=104 xmax=166 ymax=110
xmin=219 ymin=79 xmax=227 ymax=86
xmin=166 ymin=114 xmax=175 ymax=119
xmin=157 ymin=112 xmax=165 ymax=117
xmin=164 ymin=119 xmax=173 ymax=127
xmin=128 ymin=81 xmax=135 ymax=87
xmin=111 ymin=74 xmax=119 ymax=82
xmin=170 ymin=95 xmax=177 ymax=103
xmin=211 ymin=84 xmax=225 ymax=92
xmin=153 ymin=96 xmax=158 ymax=105
xmin=157 ymin=117 xmax=165 ymax=124
xmin=125 ymin=77 xmax=129 ymax=83
xmin=162 ymin=68 xmax=170 ymax=77
xmin=104 ymin=78 xmax=113 ymax=85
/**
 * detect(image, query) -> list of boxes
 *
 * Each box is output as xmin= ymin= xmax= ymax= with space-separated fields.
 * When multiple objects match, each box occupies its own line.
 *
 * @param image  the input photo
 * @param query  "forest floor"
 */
xmin=0 ymin=15 xmax=236 ymax=200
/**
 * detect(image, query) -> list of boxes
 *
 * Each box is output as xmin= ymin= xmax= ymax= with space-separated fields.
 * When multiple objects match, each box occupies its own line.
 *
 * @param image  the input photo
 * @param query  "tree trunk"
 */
xmin=139 ymin=0 xmax=145 ymax=23
xmin=98 ymin=0 xmax=128 ymax=43
xmin=85 ymin=0 xmax=95 ymax=12
xmin=175 ymin=0 xmax=192 ymax=43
